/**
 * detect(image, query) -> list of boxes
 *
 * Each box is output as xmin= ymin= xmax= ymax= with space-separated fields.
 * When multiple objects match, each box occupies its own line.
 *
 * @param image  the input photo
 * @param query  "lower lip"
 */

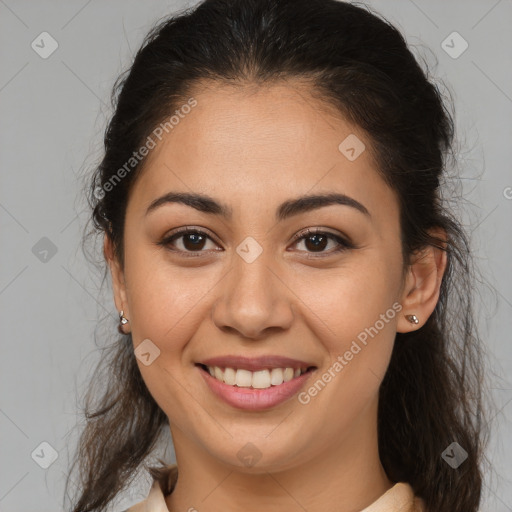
xmin=197 ymin=365 xmax=315 ymax=411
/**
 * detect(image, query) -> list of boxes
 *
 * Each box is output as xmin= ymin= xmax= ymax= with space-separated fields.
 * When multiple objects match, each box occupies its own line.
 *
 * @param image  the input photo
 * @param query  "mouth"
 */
xmin=195 ymin=363 xmax=316 ymax=389
xmin=194 ymin=355 xmax=318 ymax=410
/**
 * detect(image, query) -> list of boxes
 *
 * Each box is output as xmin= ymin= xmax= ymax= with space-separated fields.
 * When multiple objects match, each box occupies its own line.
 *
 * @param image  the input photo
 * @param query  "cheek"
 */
xmin=121 ymin=245 xmax=213 ymax=415
xmin=123 ymin=240 xmax=221 ymax=346
xmin=291 ymin=249 xmax=402 ymax=343
xmin=295 ymin=281 xmax=398 ymax=432
xmin=293 ymin=251 xmax=401 ymax=398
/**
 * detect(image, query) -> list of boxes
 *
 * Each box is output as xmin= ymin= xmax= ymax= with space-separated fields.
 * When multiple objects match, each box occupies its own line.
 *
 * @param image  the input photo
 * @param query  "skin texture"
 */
xmin=105 ymin=81 xmax=447 ymax=512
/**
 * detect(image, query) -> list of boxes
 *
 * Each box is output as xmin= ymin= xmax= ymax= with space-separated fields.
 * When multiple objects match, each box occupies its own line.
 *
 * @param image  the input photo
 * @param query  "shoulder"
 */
xmin=361 ymin=482 xmax=426 ymax=512
xmin=124 ymin=469 xmax=425 ymax=512
xmin=125 ymin=464 xmax=178 ymax=512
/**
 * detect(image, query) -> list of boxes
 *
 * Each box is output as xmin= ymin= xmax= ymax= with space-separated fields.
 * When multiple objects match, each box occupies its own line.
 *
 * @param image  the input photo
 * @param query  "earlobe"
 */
xmin=397 ymin=229 xmax=448 ymax=333
xmin=103 ymin=233 xmax=130 ymax=327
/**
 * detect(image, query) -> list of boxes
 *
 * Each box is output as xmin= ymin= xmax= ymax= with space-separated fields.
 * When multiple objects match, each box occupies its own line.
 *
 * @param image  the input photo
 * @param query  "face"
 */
xmin=108 ymin=81 xmax=410 ymax=473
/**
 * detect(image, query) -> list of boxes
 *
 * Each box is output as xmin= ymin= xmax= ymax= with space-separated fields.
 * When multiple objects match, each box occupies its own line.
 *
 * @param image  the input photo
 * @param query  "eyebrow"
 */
xmin=145 ymin=191 xmax=370 ymax=221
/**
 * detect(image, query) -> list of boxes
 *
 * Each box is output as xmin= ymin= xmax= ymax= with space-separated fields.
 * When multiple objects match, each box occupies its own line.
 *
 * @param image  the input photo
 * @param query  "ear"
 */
xmin=104 ymin=233 xmax=130 ymax=329
xmin=397 ymin=228 xmax=448 ymax=333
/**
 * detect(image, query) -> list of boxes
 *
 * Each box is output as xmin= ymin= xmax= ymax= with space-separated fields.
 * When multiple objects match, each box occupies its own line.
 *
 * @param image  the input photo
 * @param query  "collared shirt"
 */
xmin=124 ymin=464 xmax=425 ymax=511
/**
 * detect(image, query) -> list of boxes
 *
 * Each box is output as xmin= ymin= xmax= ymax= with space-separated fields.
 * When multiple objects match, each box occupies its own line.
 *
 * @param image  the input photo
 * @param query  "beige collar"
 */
xmin=126 ymin=465 xmax=424 ymax=512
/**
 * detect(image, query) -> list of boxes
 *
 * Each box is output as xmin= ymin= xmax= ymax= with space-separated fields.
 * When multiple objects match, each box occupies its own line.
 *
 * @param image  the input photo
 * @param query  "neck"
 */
xmin=166 ymin=397 xmax=392 ymax=512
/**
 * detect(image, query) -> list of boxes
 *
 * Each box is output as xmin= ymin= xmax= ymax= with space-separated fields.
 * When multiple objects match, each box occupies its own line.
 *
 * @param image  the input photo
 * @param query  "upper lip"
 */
xmin=198 ymin=355 xmax=316 ymax=372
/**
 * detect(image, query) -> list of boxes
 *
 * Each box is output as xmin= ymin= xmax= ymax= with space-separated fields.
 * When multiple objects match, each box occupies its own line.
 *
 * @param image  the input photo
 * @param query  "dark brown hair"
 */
xmin=66 ymin=1 xmax=490 ymax=510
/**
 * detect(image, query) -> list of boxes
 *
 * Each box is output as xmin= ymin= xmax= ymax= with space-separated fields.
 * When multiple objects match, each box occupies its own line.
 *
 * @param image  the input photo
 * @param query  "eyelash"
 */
xmin=158 ymin=226 xmax=354 ymax=258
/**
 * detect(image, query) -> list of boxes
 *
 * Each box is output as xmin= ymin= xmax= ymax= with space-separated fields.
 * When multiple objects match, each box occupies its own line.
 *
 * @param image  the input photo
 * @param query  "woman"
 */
xmin=67 ymin=0 xmax=488 ymax=510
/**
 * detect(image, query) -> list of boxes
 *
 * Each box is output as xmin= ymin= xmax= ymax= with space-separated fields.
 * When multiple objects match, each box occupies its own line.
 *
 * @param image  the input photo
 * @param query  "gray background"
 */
xmin=0 ymin=0 xmax=511 ymax=510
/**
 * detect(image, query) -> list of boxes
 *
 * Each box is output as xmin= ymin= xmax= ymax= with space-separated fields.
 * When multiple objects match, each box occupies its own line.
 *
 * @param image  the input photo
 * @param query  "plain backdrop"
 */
xmin=0 ymin=1 xmax=511 ymax=510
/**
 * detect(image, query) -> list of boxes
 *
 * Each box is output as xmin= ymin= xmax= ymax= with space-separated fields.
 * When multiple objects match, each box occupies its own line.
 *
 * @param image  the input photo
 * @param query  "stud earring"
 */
xmin=118 ymin=310 xmax=129 ymax=333
xmin=406 ymin=314 xmax=419 ymax=324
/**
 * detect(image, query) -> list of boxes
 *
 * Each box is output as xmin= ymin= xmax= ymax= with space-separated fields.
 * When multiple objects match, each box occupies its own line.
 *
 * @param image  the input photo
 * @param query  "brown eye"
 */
xmin=180 ymin=232 xmax=207 ymax=251
xmin=159 ymin=228 xmax=219 ymax=255
xmin=291 ymin=228 xmax=353 ymax=256
xmin=158 ymin=226 xmax=353 ymax=258
xmin=302 ymin=233 xmax=329 ymax=252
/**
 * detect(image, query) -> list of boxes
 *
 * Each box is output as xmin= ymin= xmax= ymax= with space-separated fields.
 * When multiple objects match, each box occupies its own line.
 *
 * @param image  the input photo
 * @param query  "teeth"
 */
xmin=235 ymin=369 xmax=253 ymax=387
xmin=204 ymin=366 xmax=308 ymax=389
xmin=283 ymin=367 xmax=294 ymax=382
xmin=270 ymin=368 xmax=284 ymax=386
xmin=214 ymin=366 xmax=223 ymax=381
xmin=251 ymin=370 xmax=270 ymax=389
xmin=223 ymin=367 xmax=236 ymax=385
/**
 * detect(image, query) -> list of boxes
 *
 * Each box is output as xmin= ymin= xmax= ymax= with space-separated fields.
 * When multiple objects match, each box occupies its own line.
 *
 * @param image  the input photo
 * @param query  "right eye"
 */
xmin=159 ymin=227 xmax=221 ymax=256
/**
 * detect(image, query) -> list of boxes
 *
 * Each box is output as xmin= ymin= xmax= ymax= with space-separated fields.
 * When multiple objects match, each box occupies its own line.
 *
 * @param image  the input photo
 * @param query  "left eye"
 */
xmin=159 ymin=228 xmax=351 ymax=256
xmin=291 ymin=228 xmax=351 ymax=255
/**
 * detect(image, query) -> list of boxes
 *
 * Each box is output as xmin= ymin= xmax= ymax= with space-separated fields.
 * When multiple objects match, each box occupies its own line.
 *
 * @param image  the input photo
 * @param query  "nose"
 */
xmin=211 ymin=248 xmax=294 ymax=340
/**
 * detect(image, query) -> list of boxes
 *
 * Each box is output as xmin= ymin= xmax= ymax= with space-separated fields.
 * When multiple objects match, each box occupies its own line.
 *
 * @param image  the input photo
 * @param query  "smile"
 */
xmin=198 ymin=364 xmax=312 ymax=389
xmin=196 ymin=362 xmax=317 ymax=410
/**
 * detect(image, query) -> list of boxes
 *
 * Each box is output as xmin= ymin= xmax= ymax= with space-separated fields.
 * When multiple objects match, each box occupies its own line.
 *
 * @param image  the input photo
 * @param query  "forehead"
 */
xmin=129 ymin=81 xmax=398 ymax=223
